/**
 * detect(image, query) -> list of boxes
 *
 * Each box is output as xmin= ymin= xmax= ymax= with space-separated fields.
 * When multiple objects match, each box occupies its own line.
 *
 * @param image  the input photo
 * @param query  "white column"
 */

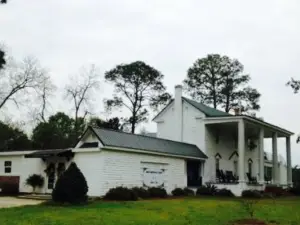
xmin=238 ymin=120 xmax=245 ymax=183
xmin=286 ymin=136 xmax=292 ymax=186
xmin=258 ymin=128 xmax=265 ymax=184
xmin=272 ymin=132 xmax=279 ymax=185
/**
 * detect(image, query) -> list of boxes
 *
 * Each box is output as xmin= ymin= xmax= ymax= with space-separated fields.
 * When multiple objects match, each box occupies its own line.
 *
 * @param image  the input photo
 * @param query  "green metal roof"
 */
xmin=90 ymin=127 xmax=207 ymax=159
xmin=182 ymin=97 xmax=231 ymax=117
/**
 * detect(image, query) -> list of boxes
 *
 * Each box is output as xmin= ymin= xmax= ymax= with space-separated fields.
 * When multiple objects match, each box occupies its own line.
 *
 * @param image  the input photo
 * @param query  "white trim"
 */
xmin=204 ymin=116 xmax=293 ymax=136
xmin=72 ymin=148 xmax=100 ymax=153
xmin=0 ymin=151 xmax=34 ymax=156
xmin=101 ymin=146 xmax=206 ymax=161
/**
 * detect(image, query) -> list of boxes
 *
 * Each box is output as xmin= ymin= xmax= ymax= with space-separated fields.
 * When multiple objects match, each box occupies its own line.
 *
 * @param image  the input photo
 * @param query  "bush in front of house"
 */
xmin=131 ymin=187 xmax=150 ymax=199
xmin=183 ymin=187 xmax=195 ymax=196
xmin=52 ymin=162 xmax=88 ymax=204
xmin=171 ymin=187 xmax=195 ymax=196
xmin=172 ymin=188 xmax=185 ymax=196
xmin=148 ymin=187 xmax=168 ymax=198
xmin=215 ymin=188 xmax=235 ymax=197
xmin=288 ymin=185 xmax=300 ymax=196
xmin=264 ymin=185 xmax=285 ymax=197
xmin=196 ymin=183 xmax=217 ymax=196
xmin=104 ymin=186 xmax=138 ymax=201
xmin=241 ymin=190 xmax=262 ymax=199
xmin=25 ymin=174 xmax=44 ymax=193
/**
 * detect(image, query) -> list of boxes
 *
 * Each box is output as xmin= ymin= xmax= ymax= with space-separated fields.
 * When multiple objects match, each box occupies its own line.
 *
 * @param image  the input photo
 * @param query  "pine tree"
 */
xmin=52 ymin=162 xmax=88 ymax=204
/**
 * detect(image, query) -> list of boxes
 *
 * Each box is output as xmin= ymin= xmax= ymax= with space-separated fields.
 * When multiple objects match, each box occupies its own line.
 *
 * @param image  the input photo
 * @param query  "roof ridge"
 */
xmin=89 ymin=125 xmax=199 ymax=147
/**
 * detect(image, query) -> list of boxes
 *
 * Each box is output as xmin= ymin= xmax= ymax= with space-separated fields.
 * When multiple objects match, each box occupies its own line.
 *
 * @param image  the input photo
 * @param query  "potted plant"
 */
xmin=25 ymin=174 xmax=44 ymax=193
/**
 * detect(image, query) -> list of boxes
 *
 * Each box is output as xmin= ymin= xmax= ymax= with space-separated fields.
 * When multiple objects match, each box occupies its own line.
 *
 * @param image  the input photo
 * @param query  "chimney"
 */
xmin=174 ymin=85 xmax=183 ymax=141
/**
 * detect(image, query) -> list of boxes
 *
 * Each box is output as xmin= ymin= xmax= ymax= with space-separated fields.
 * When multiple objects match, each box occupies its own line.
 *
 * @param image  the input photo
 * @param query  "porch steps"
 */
xmin=17 ymin=194 xmax=51 ymax=201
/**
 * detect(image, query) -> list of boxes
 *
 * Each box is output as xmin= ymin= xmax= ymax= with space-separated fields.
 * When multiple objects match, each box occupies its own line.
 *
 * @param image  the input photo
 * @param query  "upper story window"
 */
xmin=4 ymin=161 xmax=11 ymax=173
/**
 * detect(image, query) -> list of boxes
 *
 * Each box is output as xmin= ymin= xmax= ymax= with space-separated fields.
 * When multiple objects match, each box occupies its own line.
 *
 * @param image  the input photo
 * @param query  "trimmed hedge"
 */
xmin=289 ymin=185 xmax=300 ymax=196
xmin=196 ymin=184 xmax=217 ymax=196
xmin=215 ymin=188 xmax=234 ymax=197
xmin=104 ymin=187 xmax=138 ymax=201
xmin=242 ymin=190 xmax=262 ymax=198
xmin=264 ymin=185 xmax=284 ymax=197
xmin=183 ymin=187 xmax=195 ymax=196
xmin=172 ymin=188 xmax=185 ymax=196
xmin=131 ymin=187 xmax=150 ymax=199
xmin=148 ymin=187 xmax=167 ymax=198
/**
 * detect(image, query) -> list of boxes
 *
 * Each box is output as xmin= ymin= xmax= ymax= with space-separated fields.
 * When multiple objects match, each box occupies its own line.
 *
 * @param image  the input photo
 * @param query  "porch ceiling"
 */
xmin=206 ymin=121 xmax=289 ymax=138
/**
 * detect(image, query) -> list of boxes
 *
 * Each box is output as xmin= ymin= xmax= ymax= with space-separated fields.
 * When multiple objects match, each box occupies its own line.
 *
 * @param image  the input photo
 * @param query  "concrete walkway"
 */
xmin=0 ymin=197 xmax=43 ymax=208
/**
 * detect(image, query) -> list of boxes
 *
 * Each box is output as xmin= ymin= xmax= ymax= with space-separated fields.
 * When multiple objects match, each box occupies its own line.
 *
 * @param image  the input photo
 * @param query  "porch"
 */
xmin=24 ymin=149 xmax=74 ymax=193
xmin=204 ymin=115 xmax=293 ymax=191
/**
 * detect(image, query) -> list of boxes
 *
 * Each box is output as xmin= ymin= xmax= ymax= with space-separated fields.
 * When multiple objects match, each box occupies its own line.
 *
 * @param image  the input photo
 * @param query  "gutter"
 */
xmin=101 ymin=146 xmax=207 ymax=161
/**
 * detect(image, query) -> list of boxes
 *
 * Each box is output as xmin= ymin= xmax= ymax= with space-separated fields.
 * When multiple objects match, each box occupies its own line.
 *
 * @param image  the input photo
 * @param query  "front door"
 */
xmin=45 ymin=162 xmax=66 ymax=192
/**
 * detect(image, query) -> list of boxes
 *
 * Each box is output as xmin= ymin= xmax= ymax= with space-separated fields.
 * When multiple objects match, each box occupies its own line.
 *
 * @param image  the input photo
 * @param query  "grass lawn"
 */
xmin=0 ymin=197 xmax=299 ymax=225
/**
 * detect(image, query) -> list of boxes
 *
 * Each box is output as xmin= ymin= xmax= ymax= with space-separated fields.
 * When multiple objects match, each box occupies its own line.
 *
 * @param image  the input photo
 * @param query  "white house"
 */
xmin=0 ymin=85 xmax=293 ymax=196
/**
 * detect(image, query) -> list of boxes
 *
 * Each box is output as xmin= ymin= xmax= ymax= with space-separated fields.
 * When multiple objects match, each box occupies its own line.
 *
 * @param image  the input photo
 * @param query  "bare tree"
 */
xmin=65 ymin=65 xmax=100 ymax=138
xmin=29 ymin=75 xmax=56 ymax=123
xmin=0 ymin=56 xmax=50 ymax=111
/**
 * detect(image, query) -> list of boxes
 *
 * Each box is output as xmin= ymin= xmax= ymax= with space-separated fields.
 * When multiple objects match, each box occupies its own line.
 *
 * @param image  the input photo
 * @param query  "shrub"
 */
xmin=242 ymin=190 xmax=262 ymax=199
xmin=131 ymin=187 xmax=150 ymax=199
xmin=289 ymin=185 xmax=300 ymax=196
xmin=52 ymin=162 xmax=88 ymax=204
xmin=148 ymin=187 xmax=167 ymax=198
xmin=183 ymin=187 xmax=195 ymax=196
xmin=264 ymin=185 xmax=284 ymax=197
xmin=172 ymin=188 xmax=185 ymax=196
xmin=25 ymin=174 xmax=44 ymax=193
xmin=104 ymin=187 xmax=138 ymax=201
xmin=196 ymin=183 xmax=217 ymax=196
xmin=215 ymin=188 xmax=234 ymax=197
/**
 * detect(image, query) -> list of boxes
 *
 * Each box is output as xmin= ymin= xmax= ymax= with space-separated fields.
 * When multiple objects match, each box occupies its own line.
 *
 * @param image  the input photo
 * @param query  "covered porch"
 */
xmin=204 ymin=115 xmax=293 ymax=193
xmin=25 ymin=149 xmax=74 ymax=192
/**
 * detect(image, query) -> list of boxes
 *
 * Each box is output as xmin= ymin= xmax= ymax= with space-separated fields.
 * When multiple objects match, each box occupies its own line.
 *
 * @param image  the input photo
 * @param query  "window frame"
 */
xmin=4 ymin=161 xmax=12 ymax=174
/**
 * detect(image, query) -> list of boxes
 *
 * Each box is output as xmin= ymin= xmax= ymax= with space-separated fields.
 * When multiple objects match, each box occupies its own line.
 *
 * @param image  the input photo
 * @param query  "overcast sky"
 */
xmin=1 ymin=0 xmax=300 ymax=164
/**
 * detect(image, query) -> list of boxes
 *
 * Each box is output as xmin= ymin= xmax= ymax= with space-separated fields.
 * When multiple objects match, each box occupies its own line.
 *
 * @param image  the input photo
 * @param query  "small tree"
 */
xmin=25 ymin=174 xmax=44 ymax=193
xmin=52 ymin=162 xmax=88 ymax=204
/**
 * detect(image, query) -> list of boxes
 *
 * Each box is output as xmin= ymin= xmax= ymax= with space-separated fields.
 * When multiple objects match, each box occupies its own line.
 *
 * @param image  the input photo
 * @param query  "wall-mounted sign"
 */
xmin=142 ymin=167 xmax=165 ymax=187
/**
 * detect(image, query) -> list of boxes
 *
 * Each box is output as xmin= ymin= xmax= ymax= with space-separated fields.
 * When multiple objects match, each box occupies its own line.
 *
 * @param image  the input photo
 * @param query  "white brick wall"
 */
xmin=98 ymin=150 xmax=187 ymax=196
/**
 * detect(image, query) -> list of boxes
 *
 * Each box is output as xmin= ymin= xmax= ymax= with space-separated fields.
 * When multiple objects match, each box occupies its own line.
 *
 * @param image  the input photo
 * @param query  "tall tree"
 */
xmin=104 ymin=61 xmax=171 ymax=133
xmin=0 ymin=56 xmax=50 ymax=111
xmin=0 ymin=50 xmax=5 ymax=70
xmin=0 ymin=121 xmax=31 ymax=151
xmin=65 ymin=65 xmax=100 ymax=139
xmin=0 ymin=0 xmax=7 ymax=4
xmin=184 ymin=54 xmax=260 ymax=113
xmin=88 ymin=117 xmax=123 ymax=131
xmin=32 ymin=112 xmax=80 ymax=149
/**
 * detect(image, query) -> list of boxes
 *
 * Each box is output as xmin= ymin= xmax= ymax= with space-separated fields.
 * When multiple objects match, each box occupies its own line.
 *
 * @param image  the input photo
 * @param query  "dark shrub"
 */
xmin=242 ymin=190 xmax=262 ymax=198
xmin=52 ymin=162 xmax=88 ymax=204
xmin=172 ymin=188 xmax=185 ymax=196
xmin=215 ymin=188 xmax=234 ymax=197
xmin=196 ymin=183 xmax=217 ymax=196
xmin=131 ymin=187 xmax=150 ymax=199
xmin=183 ymin=187 xmax=195 ymax=196
xmin=289 ymin=185 xmax=300 ymax=196
xmin=104 ymin=187 xmax=138 ymax=201
xmin=148 ymin=187 xmax=167 ymax=198
xmin=25 ymin=174 xmax=44 ymax=193
xmin=264 ymin=185 xmax=284 ymax=197
xmin=0 ymin=183 xmax=19 ymax=195
xmin=196 ymin=186 xmax=212 ymax=196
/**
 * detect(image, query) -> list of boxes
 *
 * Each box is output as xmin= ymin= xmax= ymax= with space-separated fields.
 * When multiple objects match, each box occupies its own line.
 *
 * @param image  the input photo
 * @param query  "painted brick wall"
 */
xmin=98 ymin=150 xmax=187 ymax=196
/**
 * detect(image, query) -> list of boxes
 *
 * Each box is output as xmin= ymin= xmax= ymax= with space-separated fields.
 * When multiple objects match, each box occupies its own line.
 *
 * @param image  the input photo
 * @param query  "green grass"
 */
xmin=0 ymin=197 xmax=300 ymax=225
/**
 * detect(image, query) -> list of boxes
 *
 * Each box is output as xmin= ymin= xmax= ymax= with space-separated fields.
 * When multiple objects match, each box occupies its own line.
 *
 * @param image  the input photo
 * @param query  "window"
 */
xmin=216 ymin=158 xmax=220 ymax=171
xmin=248 ymin=161 xmax=252 ymax=177
xmin=4 ymin=161 xmax=11 ymax=173
xmin=233 ymin=160 xmax=238 ymax=176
